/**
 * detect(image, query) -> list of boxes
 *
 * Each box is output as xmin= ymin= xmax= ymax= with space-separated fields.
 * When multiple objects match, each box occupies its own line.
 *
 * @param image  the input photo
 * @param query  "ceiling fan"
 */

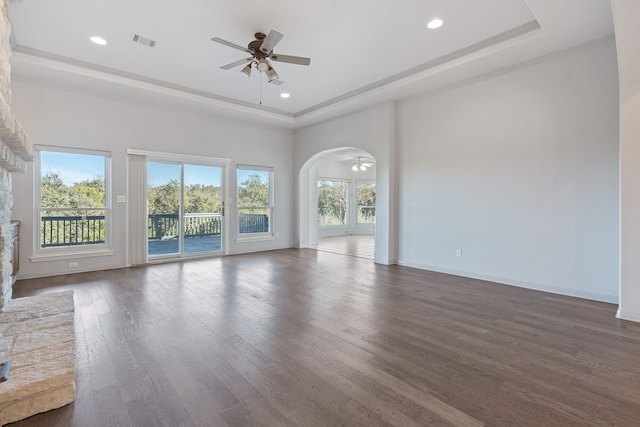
xmin=352 ymin=157 xmax=374 ymax=171
xmin=211 ymin=30 xmax=311 ymax=81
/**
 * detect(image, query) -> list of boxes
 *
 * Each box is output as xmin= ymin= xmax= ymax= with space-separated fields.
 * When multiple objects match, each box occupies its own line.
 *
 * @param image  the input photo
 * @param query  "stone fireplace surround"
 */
xmin=0 ymin=0 xmax=33 ymax=312
xmin=0 ymin=1 xmax=76 ymax=424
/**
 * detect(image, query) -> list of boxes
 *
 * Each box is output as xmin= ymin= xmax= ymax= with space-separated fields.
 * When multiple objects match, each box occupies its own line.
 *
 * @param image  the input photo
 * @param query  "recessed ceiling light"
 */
xmin=280 ymin=93 xmax=290 ymax=99
xmin=427 ymin=18 xmax=444 ymax=30
xmin=90 ymin=36 xmax=107 ymax=45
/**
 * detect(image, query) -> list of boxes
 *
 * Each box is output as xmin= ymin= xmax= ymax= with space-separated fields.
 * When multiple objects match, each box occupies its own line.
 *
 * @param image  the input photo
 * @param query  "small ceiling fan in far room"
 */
xmin=211 ymin=30 xmax=311 ymax=82
xmin=352 ymin=157 xmax=374 ymax=171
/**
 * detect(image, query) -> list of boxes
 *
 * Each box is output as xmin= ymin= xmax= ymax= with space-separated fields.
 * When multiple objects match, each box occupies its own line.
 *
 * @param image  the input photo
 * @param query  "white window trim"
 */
xmin=30 ymin=249 xmax=115 ymax=263
xmin=33 ymin=145 xmax=113 ymax=260
xmin=126 ymin=148 xmax=231 ymax=166
xmin=237 ymin=164 xmax=274 ymax=242
xmin=235 ymin=234 xmax=275 ymax=243
xmin=127 ymin=149 xmax=231 ymax=262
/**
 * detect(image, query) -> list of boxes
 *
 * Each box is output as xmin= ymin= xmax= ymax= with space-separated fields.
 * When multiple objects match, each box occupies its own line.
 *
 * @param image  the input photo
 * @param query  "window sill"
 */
xmin=236 ymin=234 xmax=275 ymax=244
xmin=30 ymin=248 xmax=115 ymax=263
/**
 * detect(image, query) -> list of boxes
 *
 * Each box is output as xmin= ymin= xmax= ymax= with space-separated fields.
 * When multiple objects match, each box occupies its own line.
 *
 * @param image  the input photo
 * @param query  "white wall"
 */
xmin=10 ymin=74 xmax=294 ymax=279
xmin=612 ymin=0 xmax=640 ymax=321
xmin=294 ymin=103 xmax=397 ymax=265
xmin=396 ymin=37 xmax=620 ymax=303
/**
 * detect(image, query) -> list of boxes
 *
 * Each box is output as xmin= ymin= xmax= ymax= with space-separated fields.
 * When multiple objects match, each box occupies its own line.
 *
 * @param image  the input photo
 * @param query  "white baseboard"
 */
xmin=616 ymin=308 xmax=640 ymax=323
xmin=397 ymin=260 xmax=619 ymax=304
xmin=374 ymin=257 xmax=397 ymax=266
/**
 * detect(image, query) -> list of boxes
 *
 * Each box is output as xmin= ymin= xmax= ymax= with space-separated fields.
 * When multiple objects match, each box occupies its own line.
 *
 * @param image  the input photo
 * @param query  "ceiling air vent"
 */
xmin=131 ymin=34 xmax=156 ymax=48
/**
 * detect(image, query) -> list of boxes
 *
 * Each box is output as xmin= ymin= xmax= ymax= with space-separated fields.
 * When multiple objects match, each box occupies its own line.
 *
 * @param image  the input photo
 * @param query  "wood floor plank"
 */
xmin=226 ymin=380 xmax=298 ymax=427
xmin=95 ymin=385 xmax=133 ymax=427
xmin=7 ymin=248 xmax=640 ymax=426
xmin=253 ymin=331 xmax=452 ymax=427
xmin=163 ymin=361 xmax=232 ymax=427
xmin=219 ymin=403 xmax=263 ymax=427
xmin=329 ymin=348 xmax=484 ymax=427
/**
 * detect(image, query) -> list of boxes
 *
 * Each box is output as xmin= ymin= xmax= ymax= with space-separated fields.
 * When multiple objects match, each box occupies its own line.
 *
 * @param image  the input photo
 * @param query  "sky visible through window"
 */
xmin=41 ymin=151 xmax=104 ymax=185
xmin=44 ymin=152 xmax=230 ymax=189
xmin=148 ymin=162 xmax=221 ymax=187
xmin=238 ymin=169 xmax=268 ymax=185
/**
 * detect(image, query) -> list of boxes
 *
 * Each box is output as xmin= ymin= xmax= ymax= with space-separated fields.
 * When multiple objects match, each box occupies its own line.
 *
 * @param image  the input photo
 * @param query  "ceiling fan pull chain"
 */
xmin=259 ymin=71 xmax=263 ymax=105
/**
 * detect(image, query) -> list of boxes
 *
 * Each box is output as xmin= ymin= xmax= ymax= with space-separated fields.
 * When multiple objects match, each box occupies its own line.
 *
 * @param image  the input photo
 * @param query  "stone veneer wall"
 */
xmin=0 ymin=0 xmax=34 ymax=311
xmin=0 ymin=3 xmax=75 ymax=424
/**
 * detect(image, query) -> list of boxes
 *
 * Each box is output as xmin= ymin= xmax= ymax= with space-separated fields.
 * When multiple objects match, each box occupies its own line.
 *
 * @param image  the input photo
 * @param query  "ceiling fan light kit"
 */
xmin=212 ymin=29 xmax=311 ymax=84
xmin=266 ymin=65 xmax=279 ymax=81
xmin=240 ymin=63 xmax=252 ymax=77
xmin=257 ymin=58 xmax=269 ymax=71
xmin=352 ymin=157 xmax=373 ymax=171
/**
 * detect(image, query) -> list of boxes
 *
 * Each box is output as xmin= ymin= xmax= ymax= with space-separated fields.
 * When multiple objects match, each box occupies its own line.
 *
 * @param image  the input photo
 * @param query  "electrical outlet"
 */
xmin=456 ymin=249 xmax=462 ymax=257
xmin=69 ymin=262 xmax=79 ymax=268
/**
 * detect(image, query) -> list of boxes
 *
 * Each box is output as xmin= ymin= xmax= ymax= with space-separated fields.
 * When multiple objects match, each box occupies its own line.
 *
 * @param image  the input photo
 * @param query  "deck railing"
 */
xmin=40 ymin=212 xmax=269 ymax=247
xmin=357 ymin=206 xmax=376 ymax=223
xmin=41 ymin=215 xmax=105 ymax=247
xmin=148 ymin=213 xmax=223 ymax=240
xmin=238 ymin=213 xmax=269 ymax=235
xmin=147 ymin=213 xmax=268 ymax=239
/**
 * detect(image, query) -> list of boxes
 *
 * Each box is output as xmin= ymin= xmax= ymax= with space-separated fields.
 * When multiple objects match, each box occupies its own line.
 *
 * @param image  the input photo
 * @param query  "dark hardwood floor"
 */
xmin=7 ymin=249 xmax=640 ymax=426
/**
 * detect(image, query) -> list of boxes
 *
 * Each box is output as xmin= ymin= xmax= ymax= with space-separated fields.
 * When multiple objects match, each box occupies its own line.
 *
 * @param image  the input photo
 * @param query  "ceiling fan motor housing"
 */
xmin=248 ymin=40 xmax=267 ymax=58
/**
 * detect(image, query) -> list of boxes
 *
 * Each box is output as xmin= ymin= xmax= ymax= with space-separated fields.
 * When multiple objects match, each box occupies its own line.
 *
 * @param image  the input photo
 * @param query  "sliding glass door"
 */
xmin=183 ymin=164 xmax=223 ymax=254
xmin=147 ymin=161 xmax=223 ymax=259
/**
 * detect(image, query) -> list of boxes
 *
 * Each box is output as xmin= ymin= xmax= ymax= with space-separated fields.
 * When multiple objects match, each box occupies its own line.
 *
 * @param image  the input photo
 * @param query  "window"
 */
xmin=318 ymin=179 xmax=349 ymax=226
xmin=356 ymin=181 xmax=376 ymax=224
xmin=35 ymin=147 xmax=111 ymax=253
xmin=237 ymin=166 xmax=273 ymax=236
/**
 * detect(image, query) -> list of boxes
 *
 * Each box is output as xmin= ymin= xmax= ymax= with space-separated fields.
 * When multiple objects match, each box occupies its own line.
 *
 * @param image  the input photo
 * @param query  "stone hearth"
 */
xmin=0 ymin=291 xmax=76 ymax=425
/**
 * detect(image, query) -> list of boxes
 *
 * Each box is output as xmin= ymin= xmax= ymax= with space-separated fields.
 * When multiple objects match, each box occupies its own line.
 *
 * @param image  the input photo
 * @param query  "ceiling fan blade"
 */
xmin=259 ymin=30 xmax=283 ymax=54
xmin=211 ymin=37 xmax=252 ymax=53
xmin=220 ymin=57 xmax=253 ymax=70
xmin=270 ymin=53 xmax=311 ymax=66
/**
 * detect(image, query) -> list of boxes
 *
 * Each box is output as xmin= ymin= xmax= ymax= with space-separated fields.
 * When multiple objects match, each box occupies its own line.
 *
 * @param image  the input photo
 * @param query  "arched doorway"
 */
xmin=305 ymin=148 xmax=376 ymax=259
xmin=298 ymin=147 xmax=384 ymax=259
xmin=293 ymin=102 xmax=397 ymax=266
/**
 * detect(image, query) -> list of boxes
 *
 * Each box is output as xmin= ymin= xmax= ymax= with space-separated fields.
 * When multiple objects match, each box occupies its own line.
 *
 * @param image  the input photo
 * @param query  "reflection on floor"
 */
xmin=310 ymin=234 xmax=374 ymax=260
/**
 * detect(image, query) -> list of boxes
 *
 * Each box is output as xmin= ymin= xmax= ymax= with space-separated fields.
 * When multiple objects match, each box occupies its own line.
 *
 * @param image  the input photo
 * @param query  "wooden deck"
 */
xmin=8 ymin=249 xmax=640 ymax=426
xmin=148 ymin=236 xmax=222 ymax=256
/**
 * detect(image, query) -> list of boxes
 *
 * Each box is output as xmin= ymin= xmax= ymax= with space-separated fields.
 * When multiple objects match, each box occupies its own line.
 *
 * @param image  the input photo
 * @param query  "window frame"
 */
xmin=236 ymin=164 xmax=274 ymax=242
xmin=32 ymin=145 xmax=113 ymax=261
